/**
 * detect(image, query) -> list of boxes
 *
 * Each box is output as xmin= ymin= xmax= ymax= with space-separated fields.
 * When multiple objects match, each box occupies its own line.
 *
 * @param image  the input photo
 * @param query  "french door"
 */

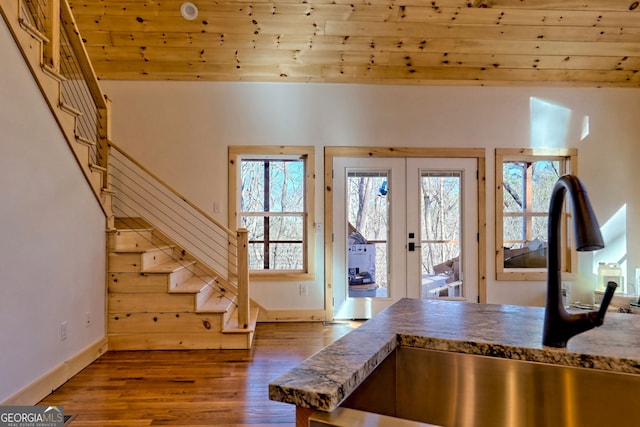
xmin=332 ymin=157 xmax=478 ymax=319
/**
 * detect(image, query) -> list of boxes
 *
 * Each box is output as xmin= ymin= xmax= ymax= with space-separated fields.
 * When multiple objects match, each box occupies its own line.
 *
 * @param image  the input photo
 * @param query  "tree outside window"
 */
xmin=229 ymin=146 xmax=315 ymax=279
xmin=420 ymin=171 xmax=462 ymax=278
xmin=241 ymin=159 xmax=305 ymax=271
xmin=496 ymin=149 xmax=577 ymax=281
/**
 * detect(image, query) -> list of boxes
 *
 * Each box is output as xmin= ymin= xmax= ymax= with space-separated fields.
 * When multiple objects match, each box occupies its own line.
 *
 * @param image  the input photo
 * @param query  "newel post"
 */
xmin=237 ymin=228 xmax=250 ymax=329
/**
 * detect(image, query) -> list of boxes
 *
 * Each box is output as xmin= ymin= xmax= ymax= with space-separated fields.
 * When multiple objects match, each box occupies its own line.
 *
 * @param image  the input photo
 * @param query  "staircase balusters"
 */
xmin=108 ymin=143 xmax=250 ymax=328
xmin=2 ymin=0 xmax=252 ymax=334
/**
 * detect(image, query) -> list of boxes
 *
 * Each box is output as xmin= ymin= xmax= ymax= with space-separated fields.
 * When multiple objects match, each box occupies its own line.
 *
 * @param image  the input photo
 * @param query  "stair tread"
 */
xmin=171 ymin=276 xmax=215 ymax=294
xmin=198 ymin=293 xmax=235 ymax=313
xmin=107 ymin=218 xmax=253 ymax=348
xmin=116 ymin=228 xmax=153 ymax=233
xmin=89 ymin=163 xmax=107 ymax=172
xmin=223 ymin=305 xmax=259 ymax=333
xmin=144 ymin=259 xmax=196 ymax=274
xmin=112 ymin=244 xmax=173 ymax=254
xmin=76 ymin=135 xmax=96 ymax=147
xmin=112 ymin=244 xmax=171 ymax=253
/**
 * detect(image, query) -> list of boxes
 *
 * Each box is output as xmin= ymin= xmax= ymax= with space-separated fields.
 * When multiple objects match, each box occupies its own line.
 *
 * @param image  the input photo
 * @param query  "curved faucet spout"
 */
xmin=542 ymin=175 xmax=613 ymax=348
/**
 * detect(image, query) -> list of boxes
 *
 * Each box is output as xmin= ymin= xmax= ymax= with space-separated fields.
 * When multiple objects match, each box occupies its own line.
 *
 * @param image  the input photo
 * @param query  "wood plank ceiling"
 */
xmin=69 ymin=0 xmax=640 ymax=86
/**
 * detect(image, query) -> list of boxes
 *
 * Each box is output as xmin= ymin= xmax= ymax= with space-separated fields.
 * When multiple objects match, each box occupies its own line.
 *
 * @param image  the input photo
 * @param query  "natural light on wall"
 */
xmin=594 ymin=204 xmax=627 ymax=290
xmin=581 ymin=115 xmax=590 ymax=141
xmin=530 ymin=97 xmax=571 ymax=148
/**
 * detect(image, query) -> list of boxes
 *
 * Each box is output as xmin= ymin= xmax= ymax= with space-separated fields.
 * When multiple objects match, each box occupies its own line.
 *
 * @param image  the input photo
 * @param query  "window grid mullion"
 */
xmin=237 ymin=152 xmax=310 ymax=273
xmin=264 ymin=161 xmax=270 ymax=269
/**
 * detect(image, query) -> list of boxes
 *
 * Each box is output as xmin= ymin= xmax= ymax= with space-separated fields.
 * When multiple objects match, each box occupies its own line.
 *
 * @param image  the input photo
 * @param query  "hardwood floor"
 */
xmin=39 ymin=321 xmax=361 ymax=426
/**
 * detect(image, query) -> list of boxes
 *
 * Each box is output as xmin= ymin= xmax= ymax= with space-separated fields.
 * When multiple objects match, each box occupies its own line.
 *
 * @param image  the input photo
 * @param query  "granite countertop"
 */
xmin=269 ymin=298 xmax=640 ymax=412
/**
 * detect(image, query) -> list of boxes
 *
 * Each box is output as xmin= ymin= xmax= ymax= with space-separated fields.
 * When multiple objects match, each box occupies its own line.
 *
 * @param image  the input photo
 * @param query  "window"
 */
xmin=241 ymin=159 xmax=304 ymax=270
xmin=495 ymin=148 xmax=577 ymax=280
xmin=229 ymin=146 xmax=315 ymax=278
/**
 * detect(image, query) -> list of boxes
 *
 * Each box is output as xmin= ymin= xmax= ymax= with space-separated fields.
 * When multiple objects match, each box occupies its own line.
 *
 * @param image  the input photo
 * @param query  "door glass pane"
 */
xmin=347 ymin=171 xmax=389 ymax=298
xmin=420 ymin=171 xmax=463 ymax=298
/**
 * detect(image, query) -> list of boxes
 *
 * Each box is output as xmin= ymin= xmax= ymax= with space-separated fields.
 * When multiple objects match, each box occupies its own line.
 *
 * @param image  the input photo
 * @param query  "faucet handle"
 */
xmin=595 ymin=281 xmax=618 ymax=325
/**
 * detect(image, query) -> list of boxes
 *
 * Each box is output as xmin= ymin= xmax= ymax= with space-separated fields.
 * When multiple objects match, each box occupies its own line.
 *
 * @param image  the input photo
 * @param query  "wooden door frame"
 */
xmin=324 ymin=147 xmax=487 ymax=320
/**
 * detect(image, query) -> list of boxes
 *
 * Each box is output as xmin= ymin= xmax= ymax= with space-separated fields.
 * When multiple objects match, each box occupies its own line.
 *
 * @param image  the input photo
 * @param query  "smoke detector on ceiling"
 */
xmin=180 ymin=2 xmax=198 ymax=20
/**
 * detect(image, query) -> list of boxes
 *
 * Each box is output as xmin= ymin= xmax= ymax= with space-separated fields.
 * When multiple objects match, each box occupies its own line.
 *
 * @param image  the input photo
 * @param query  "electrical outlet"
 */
xmin=61 ymin=321 xmax=68 ymax=341
xmin=299 ymin=284 xmax=308 ymax=296
xmin=85 ymin=312 xmax=91 ymax=328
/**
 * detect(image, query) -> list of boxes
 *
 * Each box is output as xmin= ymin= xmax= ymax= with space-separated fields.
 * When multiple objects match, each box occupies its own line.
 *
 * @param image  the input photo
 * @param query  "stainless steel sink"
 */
xmin=340 ymin=347 xmax=640 ymax=427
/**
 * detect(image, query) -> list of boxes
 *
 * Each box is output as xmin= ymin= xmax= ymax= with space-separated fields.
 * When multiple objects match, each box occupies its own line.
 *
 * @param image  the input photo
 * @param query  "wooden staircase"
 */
xmin=0 ymin=0 xmax=258 ymax=350
xmin=4 ymin=0 xmax=258 ymax=350
xmin=0 ymin=0 xmax=113 ymax=221
xmin=108 ymin=221 xmax=258 ymax=350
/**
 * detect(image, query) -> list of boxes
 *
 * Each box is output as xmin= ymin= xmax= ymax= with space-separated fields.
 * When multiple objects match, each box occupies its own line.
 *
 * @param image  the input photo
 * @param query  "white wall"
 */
xmin=100 ymin=80 xmax=640 ymax=312
xmin=0 ymin=18 xmax=106 ymax=402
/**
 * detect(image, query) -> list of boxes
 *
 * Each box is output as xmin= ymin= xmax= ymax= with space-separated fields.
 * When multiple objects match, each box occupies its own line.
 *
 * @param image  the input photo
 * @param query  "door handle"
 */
xmin=408 ymin=242 xmax=421 ymax=252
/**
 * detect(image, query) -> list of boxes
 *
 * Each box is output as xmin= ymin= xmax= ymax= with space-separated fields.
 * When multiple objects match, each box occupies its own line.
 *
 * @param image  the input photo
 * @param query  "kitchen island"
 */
xmin=269 ymin=298 xmax=640 ymax=426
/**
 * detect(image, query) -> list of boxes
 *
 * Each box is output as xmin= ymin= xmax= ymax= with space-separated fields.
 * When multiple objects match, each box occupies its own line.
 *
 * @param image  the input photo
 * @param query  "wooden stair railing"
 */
xmin=108 ymin=141 xmax=251 ymax=334
xmin=1 ymin=0 xmax=113 ymax=225
xmin=108 ymin=222 xmax=256 ymax=349
xmin=1 ymin=0 xmax=252 ymax=339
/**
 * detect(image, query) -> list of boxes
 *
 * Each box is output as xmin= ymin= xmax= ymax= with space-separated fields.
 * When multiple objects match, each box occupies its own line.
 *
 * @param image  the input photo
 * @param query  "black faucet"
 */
xmin=542 ymin=175 xmax=617 ymax=348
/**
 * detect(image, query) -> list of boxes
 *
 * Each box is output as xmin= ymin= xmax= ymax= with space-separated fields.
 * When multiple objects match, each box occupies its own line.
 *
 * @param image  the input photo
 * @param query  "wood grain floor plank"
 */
xmin=39 ymin=321 xmax=361 ymax=426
